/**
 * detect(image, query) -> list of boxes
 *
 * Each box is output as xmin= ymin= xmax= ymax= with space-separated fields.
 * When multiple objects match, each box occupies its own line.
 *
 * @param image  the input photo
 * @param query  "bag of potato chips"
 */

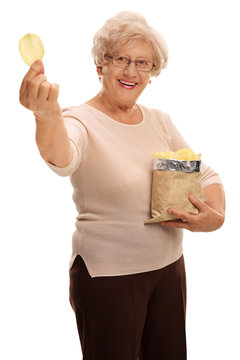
xmin=145 ymin=148 xmax=202 ymax=224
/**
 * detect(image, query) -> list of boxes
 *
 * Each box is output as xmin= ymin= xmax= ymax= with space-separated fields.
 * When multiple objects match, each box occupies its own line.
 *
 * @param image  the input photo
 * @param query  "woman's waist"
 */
xmin=74 ymin=217 xmax=183 ymax=237
xmin=75 ymin=212 xmax=148 ymax=223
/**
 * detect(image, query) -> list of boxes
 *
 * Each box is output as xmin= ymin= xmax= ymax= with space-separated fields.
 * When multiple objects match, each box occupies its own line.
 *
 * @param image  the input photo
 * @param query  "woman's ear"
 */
xmin=97 ymin=66 xmax=102 ymax=82
xmin=97 ymin=67 xmax=102 ymax=82
xmin=97 ymin=67 xmax=102 ymax=75
xmin=149 ymin=79 xmax=152 ymax=84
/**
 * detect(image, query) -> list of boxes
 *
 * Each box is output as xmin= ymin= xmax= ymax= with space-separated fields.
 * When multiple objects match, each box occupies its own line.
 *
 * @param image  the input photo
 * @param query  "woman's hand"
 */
xmin=19 ymin=60 xmax=62 ymax=123
xmin=161 ymin=191 xmax=225 ymax=232
xmin=20 ymin=60 xmax=73 ymax=167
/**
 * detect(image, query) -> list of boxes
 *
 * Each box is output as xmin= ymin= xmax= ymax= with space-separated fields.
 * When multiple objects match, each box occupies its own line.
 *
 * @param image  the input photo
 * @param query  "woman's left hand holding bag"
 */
xmin=161 ymin=184 xmax=225 ymax=232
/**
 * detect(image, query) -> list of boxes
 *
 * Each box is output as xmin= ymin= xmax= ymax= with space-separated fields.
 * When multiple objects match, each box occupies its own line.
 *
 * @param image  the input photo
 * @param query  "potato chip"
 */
xmin=152 ymin=151 xmax=175 ymax=159
xmin=19 ymin=33 xmax=44 ymax=66
xmin=153 ymin=148 xmax=201 ymax=161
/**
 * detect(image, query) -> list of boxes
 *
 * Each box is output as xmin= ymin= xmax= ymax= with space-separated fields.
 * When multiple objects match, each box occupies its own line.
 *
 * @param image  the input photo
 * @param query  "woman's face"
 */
xmin=100 ymin=39 xmax=154 ymax=107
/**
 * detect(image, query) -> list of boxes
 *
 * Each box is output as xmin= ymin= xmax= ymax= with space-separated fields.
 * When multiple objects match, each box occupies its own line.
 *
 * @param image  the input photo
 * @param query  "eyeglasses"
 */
xmin=104 ymin=55 xmax=155 ymax=72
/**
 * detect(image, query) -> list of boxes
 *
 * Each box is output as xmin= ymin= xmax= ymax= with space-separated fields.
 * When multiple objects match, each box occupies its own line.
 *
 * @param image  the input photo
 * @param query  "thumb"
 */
xmin=30 ymin=59 xmax=45 ymax=74
xmin=189 ymin=194 xmax=206 ymax=211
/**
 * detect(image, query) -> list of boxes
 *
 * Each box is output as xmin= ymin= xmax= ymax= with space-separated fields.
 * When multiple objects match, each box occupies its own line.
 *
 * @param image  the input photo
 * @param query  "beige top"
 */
xmin=45 ymin=103 xmax=222 ymax=277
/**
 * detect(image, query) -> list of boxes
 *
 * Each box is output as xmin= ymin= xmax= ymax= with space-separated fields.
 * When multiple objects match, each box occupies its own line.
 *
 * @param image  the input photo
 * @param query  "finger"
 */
xmin=20 ymin=60 xmax=44 ymax=100
xmin=27 ymin=73 xmax=47 ymax=99
xmin=24 ymin=60 xmax=45 ymax=85
xmin=167 ymin=208 xmax=191 ymax=222
xmin=28 ymin=60 xmax=45 ymax=79
xmin=38 ymin=81 xmax=51 ymax=101
xmin=48 ymin=83 xmax=59 ymax=102
xmin=189 ymin=194 xmax=207 ymax=212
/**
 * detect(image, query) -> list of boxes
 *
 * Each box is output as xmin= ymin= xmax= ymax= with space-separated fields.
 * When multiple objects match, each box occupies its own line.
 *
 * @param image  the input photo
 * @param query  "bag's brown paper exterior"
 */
xmin=145 ymin=170 xmax=202 ymax=224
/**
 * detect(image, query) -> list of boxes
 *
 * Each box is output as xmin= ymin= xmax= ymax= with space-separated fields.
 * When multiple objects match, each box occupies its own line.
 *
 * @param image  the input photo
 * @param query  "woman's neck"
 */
xmin=86 ymin=93 xmax=142 ymax=124
xmin=95 ymin=92 xmax=137 ymax=113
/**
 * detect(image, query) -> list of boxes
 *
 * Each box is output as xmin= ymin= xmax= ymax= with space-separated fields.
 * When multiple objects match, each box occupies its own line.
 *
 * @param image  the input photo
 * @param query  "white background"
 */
xmin=0 ymin=0 xmax=239 ymax=359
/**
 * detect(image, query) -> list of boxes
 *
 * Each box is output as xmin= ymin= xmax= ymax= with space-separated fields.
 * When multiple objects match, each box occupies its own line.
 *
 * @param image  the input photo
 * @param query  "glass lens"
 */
xmin=112 ymin=56 xmax=153 ymax=71
xmin=114 ymin=56 xmax=129 ymax=67
xmin=136 ymin=60 xmax=152 ymax=71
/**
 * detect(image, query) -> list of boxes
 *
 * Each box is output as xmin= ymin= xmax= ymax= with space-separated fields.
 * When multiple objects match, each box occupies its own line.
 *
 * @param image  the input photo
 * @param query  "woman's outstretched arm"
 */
xmin=19 ymin=60 xmax=73 ymax=168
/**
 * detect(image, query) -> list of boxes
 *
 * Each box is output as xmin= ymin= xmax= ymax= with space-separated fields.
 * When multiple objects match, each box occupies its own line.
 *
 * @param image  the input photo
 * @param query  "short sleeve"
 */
xmin=44 ymin=107 xmax=88 ymax=177
xmin=163 ymin=112 xmax=223 ymax=189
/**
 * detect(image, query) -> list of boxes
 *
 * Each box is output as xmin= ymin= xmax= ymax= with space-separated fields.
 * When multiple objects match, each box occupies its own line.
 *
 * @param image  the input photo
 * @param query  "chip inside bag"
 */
xmin=144 ymin=148 xmax=202 ymax=224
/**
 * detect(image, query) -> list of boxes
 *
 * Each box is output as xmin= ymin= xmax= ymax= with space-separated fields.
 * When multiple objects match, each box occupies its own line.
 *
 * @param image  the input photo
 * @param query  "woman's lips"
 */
xmin=118 ymin=79 xmax=138 ymax=89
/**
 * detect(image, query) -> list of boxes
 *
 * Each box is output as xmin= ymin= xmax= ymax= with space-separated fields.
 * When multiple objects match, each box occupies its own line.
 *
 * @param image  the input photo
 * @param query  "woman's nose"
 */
xmin=123 ymin=61 xmax=138 ymax=76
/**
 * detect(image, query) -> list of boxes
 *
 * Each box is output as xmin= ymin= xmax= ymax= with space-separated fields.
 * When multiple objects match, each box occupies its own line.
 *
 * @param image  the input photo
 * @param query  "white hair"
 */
xmin=91 ymin=11 xmax=169 ymax=77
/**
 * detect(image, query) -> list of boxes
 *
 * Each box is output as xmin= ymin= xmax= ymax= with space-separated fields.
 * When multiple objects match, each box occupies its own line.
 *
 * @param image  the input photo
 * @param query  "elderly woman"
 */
xmin=20 ymin=11 xmax=225 ymax=360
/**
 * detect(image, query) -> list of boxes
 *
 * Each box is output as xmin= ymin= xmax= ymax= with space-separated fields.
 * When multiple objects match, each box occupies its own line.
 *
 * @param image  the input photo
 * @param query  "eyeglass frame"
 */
xmin=104 ymin=55 xmax=155 ymax=72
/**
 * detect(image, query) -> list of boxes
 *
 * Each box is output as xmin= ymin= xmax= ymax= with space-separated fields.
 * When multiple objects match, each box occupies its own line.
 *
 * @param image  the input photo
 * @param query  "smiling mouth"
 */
xmin=118 ymin=79 xmax=138 ymax=88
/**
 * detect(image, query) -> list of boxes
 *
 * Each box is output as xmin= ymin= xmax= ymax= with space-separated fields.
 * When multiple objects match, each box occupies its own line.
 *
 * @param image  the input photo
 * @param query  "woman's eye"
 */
xmin=117 ymin=56 xmax=126 ymax=62
xmin=138 ymin=60 xmax=147 ymax=65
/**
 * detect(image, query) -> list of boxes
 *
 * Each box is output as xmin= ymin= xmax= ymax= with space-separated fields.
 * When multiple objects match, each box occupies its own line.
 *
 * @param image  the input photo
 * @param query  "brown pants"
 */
xmin=69 ymin=254 xmax=187 ymax=360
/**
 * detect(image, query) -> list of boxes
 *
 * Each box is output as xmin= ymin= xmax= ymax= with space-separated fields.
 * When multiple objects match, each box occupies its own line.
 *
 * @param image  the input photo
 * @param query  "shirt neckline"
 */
xmin=83 ymin=103 xmax=145 ymax=127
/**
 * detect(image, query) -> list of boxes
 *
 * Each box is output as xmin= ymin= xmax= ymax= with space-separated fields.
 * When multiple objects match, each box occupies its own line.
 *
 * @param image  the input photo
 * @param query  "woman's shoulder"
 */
xmin=60 ymin=104 xmax=95 ymax=134
xmin=62 ymin=103 xmax=89 ymax=117
xmin=139 ymin=104 xmax=172 ymax=126
xmin=61 ymin=103 xmax=98 ymax=128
